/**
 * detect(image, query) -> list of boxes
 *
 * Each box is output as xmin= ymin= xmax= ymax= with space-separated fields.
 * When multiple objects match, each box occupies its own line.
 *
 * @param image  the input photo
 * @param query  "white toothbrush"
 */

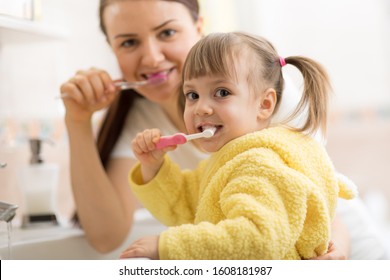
xmin=58 ymin=75 xmax=167 ymax=99
xmin=155 ymin=128 xmax=216 ymax=149
xmin=112 ymin=75 xmax=167 ymax=90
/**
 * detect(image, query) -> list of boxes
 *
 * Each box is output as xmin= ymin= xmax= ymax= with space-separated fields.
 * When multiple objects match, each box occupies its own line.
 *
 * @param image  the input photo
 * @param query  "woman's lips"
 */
xmin=142 ymin=68 xmax=173 ymax=80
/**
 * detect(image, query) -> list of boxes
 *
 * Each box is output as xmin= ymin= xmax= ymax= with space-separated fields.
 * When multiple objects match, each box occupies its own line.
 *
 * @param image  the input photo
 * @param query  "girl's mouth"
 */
xmin=197 ymin=124 xmax=222 ymax=135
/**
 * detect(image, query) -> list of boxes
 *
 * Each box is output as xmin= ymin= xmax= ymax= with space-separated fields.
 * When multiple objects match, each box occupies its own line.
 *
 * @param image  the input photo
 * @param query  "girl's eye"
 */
xmin=185 ymin=92 xmax=199 ymax=100
xmin=215 ymin=89 xmax=230 ymax=97
xmin=160 ymin=29 xmax=176 ymax=39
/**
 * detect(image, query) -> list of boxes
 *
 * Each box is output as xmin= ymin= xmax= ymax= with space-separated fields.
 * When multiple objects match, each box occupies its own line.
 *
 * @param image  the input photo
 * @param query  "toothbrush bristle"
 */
xmin=202 ymin=128 xmax=216 ymax=138
xmin=148 ymin=74 xmax=168 ymax=85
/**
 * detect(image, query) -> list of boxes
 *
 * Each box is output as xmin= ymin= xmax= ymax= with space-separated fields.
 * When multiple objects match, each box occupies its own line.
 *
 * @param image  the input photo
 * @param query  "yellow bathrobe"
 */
xmin=129 ymin=127 xmax=355 ymax=259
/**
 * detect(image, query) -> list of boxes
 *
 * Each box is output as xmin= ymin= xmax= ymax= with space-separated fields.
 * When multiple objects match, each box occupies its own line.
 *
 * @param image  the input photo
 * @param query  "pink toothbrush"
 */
xmin=59 ymin=74 xmax=167 ymax=99
xmin=156 ymin=127 xmax=216 ymax=149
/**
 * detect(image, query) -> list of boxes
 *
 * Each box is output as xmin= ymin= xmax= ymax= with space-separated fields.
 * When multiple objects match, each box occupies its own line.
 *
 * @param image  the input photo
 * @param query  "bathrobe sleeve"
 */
xmin=158 ymin=148 xmax=333 ymax=259
xmin=129 ymin=156 xmax=206 ymax=226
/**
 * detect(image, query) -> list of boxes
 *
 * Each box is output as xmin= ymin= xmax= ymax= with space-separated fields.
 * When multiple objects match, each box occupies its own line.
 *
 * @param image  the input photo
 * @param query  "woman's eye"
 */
xmin=121 ymin=39 xmax=137 ymax=48
xmin=215 ymin=89 xmax=230 ymax=97
xmin=160 ymin=29 xmax=176 ymax=39
xmin=185 ymin=92 xmax=199 ymax=100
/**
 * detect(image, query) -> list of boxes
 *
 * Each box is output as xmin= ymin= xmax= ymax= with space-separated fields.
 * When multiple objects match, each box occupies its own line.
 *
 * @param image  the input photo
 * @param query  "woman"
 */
xmin=61 ymin=0 xmax=203 ymax=253
xmin=60 ymin=0 xmax=385 ymax=259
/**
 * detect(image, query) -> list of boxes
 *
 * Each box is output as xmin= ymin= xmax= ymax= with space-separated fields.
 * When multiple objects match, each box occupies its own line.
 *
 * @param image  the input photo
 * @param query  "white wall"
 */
xmin=0 ymin=0 xmax=117 ymax=119
xmin=202 ymin=0 xmax=390 ymax=112
xmin=1 ymin=0 xmax=389 ymax=119
xmin=258 ymin=0 xmax=390 ymax=111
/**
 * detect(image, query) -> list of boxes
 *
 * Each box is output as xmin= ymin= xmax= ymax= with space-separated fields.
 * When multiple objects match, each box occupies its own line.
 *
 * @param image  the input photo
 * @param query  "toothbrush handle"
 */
xmin=114 ymin=80 xmax=148 ymax=90
xmin=155 ymin=134 xmax=187 ymax=149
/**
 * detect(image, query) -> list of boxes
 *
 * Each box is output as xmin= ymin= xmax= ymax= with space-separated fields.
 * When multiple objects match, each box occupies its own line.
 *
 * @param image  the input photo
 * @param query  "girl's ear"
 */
xmin=258 ymin=88 xmax=277 ymax=120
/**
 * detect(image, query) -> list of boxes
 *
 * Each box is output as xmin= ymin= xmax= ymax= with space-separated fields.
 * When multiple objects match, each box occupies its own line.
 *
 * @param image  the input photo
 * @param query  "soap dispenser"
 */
xmin=18 ymin=138 xmax=59 ymax=226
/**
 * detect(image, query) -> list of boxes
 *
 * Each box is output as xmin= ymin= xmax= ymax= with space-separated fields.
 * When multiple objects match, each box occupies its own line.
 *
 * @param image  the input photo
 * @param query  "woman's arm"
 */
xmin=66 ymin=119 xmax=138 ymax=253
xmin=61 ymin=68 xmax=139 ymax=253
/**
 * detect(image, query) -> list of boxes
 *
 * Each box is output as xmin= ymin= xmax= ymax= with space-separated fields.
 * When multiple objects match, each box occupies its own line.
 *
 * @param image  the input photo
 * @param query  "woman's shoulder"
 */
xmin=130 ymin=98 xmax=161 ymax=116
xmin=110 ymin=98 xmax=170 ymax=159
xmin=126 ymin=98 xmax=173 ymax=133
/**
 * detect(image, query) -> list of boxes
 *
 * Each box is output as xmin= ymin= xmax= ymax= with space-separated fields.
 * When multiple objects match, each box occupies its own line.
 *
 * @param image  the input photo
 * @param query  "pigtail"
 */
xmin=283 ymin=56 xmax=332 ymax=135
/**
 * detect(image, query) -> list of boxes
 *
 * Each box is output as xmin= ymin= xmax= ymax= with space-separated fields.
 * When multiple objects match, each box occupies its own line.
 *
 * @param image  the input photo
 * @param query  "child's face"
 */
xmin=183 ymin=68 xmax=270 ymax=152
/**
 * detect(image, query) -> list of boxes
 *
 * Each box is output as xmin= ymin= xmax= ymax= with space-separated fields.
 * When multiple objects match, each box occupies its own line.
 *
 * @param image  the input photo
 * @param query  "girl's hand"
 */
xmin=120 ymin=236 xmax=160 ymax=260
xmin=132 ymin=129 xmax=176 ymax=182
xmin=60 ymin=68 xmax=118 ymax=122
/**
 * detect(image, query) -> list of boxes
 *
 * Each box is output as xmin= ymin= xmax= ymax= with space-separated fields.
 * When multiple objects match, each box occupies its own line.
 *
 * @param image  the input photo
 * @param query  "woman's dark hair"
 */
xmin=97 ymin=0 xmax=200 ymax=168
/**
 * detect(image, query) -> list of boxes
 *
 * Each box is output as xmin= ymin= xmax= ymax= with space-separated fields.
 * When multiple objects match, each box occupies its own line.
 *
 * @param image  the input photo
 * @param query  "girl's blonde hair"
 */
xmin=182 ymin=32 xmax=331 ymax=135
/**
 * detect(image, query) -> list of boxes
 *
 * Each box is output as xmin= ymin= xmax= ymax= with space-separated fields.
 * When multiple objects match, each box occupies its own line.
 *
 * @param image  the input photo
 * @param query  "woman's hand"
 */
xmin=311 ymin=215 xmax=350 ymax=260
xmin=60 ymin=68 xmax=118 ymax=122
xmin=310 ymin=241 xmax=347 ymax=260
xmin=120 ymin=235 xmax=160 ymax=260
xmin=132 ymin=129 xmax=176 ymax=183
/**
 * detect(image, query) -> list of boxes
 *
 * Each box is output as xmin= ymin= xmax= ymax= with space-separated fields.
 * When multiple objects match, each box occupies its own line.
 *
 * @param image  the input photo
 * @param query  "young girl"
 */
xmin=120 ymin=32 xmax=356 ymax=260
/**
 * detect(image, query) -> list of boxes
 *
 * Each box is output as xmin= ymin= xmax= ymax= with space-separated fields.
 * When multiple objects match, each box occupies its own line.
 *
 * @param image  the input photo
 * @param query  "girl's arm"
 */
xmin=276 ymin=74 xmax=350 ymax=260
xmin=129 ymin=157 xmax=202 ymax=226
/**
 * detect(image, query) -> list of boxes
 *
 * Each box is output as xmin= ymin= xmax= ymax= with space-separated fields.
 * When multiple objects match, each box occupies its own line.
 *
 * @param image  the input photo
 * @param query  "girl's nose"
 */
xmin=140 ymin=38 xmax=165 ymax=68
xmin=195 ymin=99 xmax=213 ymax=116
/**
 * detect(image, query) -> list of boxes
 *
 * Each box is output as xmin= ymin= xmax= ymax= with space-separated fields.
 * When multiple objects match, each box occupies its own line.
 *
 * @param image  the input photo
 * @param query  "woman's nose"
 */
xmin=140 ymin=39 xmax=164 ymax=68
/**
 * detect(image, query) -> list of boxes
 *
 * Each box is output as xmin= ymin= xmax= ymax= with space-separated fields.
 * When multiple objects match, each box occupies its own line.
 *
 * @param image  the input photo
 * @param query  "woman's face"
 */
xmin=103 ymin=0 xmax=202 ymax=104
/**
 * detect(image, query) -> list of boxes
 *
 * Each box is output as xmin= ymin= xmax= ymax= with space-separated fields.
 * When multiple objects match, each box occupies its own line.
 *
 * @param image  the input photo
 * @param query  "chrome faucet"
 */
xmin=0 ymin=163 xmax=18 ymax=222
xmin=0 ymin=201 xmax=18 ymax=222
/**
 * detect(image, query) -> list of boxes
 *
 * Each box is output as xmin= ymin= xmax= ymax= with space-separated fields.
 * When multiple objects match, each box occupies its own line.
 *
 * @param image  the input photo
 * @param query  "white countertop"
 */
xmin=0 ymin=208 xmax=166 ymax=260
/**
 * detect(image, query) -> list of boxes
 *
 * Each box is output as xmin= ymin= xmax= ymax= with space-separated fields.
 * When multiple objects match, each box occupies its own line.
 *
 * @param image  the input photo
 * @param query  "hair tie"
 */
xmin=279 ymin=57 xmax=286 ymax=67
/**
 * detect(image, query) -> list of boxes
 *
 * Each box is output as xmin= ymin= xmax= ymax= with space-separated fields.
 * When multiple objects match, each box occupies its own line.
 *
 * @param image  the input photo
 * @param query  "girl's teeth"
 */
xmin=202 ymin=126 xmax=216 ymax=131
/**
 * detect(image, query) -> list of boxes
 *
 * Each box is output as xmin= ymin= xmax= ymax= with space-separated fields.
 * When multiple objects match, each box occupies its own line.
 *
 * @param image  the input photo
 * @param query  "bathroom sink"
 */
xmin=0 ymin=209 xmax=166 ymax=260
xmin=1 ymin=226 xmax=107 ymax=259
